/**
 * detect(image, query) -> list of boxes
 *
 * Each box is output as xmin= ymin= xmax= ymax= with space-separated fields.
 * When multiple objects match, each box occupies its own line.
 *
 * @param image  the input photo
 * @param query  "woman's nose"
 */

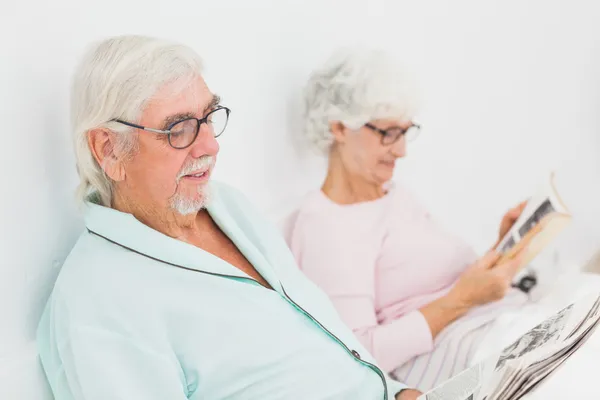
xmin=390 ymin=135 xmax=407 ymax=157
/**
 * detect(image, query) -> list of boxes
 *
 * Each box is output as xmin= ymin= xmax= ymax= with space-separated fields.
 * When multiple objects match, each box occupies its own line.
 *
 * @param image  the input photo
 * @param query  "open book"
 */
xmin=418 ymin=292 xmax=600 ymax=400
xmin=495 ymin=171 xmax=571 ymax=271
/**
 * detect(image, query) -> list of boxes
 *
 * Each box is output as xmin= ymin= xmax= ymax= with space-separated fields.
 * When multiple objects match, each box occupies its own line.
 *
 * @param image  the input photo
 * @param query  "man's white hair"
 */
xmin=302 ymin=47 xmax=420 ymax=153
xmin=71 ymin=35 xmax=204 ymax=206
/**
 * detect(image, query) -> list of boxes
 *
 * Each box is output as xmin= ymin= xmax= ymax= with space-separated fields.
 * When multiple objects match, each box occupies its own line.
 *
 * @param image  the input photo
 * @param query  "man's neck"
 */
xmin=112 ymin=191 xmax=206 ymax=240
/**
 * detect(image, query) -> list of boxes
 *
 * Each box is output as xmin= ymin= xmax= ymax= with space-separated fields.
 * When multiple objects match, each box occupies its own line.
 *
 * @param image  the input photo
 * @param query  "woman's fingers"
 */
xmin=478 ymin=250 xmax=502 ymax=269
xmin=496 ymin=254 xmax=523 ymax=280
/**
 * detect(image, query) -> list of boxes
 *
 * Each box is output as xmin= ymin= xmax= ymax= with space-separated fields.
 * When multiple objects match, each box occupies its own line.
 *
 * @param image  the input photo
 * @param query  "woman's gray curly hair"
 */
xmin=302 ymin=48 xmax=420 ymax=153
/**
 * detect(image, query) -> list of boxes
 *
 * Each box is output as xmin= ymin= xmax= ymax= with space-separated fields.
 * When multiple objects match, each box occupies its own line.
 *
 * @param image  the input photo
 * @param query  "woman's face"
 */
xmin=333 ymin=118 xmax=411 ymax=186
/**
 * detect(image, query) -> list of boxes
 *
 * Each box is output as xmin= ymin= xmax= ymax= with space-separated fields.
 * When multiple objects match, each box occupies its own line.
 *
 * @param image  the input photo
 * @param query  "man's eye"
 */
xmin=170 ymin=127 xmax=185 ymax=137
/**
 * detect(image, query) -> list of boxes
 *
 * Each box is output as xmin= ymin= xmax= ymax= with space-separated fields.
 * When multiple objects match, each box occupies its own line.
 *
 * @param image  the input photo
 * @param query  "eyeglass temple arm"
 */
xmin=111 ymin=119 xmax=170 ymax=135
xmin=364 ymin=123 xmax=385 ymax=134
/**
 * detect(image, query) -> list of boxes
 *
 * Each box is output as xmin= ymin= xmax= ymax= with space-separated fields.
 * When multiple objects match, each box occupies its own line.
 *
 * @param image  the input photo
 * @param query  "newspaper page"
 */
xmin=510 ymin=320 xmax=600 ymax=399
xmin=483 ymin=294 xmax=600 ymax=400
xmin=419 ymin=293 xmax=600 ymax=400
xmin=416 ymin=363 xmax=483 ymax=400
xmin=495 ymin=304 xmax=573 ymax=371
xmin=476 ymin=303 xmax=574 ymax=399
xmin=497 ymin=297 xmax=600 ymax=400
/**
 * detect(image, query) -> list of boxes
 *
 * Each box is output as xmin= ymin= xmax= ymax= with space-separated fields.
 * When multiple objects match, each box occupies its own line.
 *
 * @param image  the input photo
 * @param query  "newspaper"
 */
xmin=421 ymin=363 xmax=485 ymax=400
xmin=418 ymin=292 xmax=600 ymax=400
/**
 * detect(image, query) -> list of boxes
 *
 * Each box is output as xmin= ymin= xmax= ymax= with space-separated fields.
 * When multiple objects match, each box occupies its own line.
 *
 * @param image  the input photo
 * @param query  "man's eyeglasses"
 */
xmin=112 ymin=106 xmax=231 ymax=149
xmin=364 ymin=122 xmax=421 ymax=146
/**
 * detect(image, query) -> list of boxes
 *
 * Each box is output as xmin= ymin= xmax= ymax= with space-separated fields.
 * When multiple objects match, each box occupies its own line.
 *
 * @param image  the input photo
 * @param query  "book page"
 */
xmin=495 ymin=172 xmax=571 ymax=270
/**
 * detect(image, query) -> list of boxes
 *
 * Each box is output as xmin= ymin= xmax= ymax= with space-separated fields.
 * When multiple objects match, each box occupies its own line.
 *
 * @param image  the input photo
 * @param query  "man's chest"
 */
xmin=164 ymin=280 xmax=382 ymax=399
xmin=188 ymin=224 xmax=272 ymax=288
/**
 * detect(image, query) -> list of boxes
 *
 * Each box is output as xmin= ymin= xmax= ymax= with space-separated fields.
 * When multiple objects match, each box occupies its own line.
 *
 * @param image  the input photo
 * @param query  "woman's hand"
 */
xmin=496 ymin=201 xmax=528 ymax=246
xmin=447 ymin=250 xmax=522 ymax=309
xmin=420 ymin=248 xmax=527 ymax=339
xmin=419 ymin=250 xmax=522 ymax=338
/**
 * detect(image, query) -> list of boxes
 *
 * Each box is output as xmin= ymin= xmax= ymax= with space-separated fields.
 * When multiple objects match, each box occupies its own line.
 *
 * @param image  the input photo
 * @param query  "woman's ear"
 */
xmin=329 ymin=121 xmax=348 ymax=144
xmin=87 ymin=129 xmax=126 ymax=182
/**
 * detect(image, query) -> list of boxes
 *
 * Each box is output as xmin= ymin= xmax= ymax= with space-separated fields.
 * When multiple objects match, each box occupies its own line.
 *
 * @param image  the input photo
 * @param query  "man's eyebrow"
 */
xmin=204 ymin=94 xmax=221 ymax=113
xmin=161 ymin=112 xmax=196 ymax=130
xmin=160 ymin=95 xmax=222 ymax=130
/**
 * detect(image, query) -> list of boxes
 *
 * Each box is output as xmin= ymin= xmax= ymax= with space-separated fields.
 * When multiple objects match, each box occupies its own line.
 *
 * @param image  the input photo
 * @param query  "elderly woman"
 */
xmin=287 ymin=49 xmax=533 ymax=391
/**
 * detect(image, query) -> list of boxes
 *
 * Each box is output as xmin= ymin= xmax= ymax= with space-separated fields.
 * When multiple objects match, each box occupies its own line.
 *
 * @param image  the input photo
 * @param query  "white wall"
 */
xmin=1 ymin=0 xmax=600 ymax=398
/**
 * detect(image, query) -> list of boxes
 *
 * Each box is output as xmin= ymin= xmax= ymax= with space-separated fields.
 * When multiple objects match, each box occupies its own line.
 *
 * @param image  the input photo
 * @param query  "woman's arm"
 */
xmin=328 ymin=250 xmax=523 ymax=372
xmin=418 ymin=200 xmax=530 ymax=338
xmin=419 ymin=295 xmax=471 ymax=339
xmin=333 ymin=294 xmax=434 ymax=372
xmin=288 ymin=201 xmax=522 ymax=373
xmin=420 ymin=250 xmax=523 ymax=338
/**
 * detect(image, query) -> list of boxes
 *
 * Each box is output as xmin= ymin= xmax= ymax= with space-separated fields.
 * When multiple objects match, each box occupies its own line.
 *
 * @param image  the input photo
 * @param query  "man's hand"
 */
xmin=396 ymin=388 xmax=423 ymax=400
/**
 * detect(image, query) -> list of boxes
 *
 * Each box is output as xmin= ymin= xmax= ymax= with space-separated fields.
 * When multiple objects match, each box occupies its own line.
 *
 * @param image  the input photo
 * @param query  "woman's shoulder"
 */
xmin=291 ymin=189 xmax=387 ymax=239
xmin=388 ymin=182 xmax=432 ymax=220
xmin=288 ymin=190 xmax=384 ymax=272
xmin=291 ymin=184 xmax=432 ymax=227
xmin=295 ymin=190 xmax=334 ymax=216
xmin=296 ymin=189 xmax=389 ymax=221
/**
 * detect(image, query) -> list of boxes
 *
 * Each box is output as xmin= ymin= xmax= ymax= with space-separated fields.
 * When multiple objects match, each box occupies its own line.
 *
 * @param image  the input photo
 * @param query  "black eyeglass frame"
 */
xmin=364 ymin=122 xmax=421 ymax=145
xmin=111 ymin=106 xmax=231 ymax=149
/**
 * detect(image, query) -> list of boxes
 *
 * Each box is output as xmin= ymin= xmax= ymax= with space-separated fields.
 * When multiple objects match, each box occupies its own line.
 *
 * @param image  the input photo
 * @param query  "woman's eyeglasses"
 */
xmin=364 ymin=122 xmax=421 ymax=145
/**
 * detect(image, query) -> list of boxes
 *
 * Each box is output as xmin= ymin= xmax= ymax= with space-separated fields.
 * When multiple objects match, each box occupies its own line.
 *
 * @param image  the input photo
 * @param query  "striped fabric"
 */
xmin=392 ymin=291 xmax=528 ymax=392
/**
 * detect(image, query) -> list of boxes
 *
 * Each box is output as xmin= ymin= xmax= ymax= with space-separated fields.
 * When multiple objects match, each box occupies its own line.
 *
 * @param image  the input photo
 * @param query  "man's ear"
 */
xmin=87 ymin=129 xmax=126 ymax=182
xmin=329 ymin=121 xmax=350 ymax=144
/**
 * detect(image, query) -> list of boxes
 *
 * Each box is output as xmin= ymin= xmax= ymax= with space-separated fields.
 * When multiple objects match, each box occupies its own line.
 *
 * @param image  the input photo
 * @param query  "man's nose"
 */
xmin=189 ymin=127 xmax=220 ymax=159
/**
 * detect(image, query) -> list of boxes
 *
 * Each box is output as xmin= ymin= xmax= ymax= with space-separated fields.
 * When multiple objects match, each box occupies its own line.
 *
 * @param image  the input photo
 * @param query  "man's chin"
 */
xmin=170 ymin=185 xmax=212 ymax=215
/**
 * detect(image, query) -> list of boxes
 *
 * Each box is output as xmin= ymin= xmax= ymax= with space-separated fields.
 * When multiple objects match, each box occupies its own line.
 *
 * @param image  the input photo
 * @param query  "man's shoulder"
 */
xmin=53 ymin=231 xmax=150 ymax=303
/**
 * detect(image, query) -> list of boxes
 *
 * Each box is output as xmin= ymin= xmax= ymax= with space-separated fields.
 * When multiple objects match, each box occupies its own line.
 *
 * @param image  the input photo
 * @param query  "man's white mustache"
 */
xmin=177 ymin=156 xmax=215 ymax=181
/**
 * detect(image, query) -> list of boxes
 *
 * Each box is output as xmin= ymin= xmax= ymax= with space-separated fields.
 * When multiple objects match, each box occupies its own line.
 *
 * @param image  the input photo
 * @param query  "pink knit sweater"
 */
xmin=287 ymin=185 xmax=479 ymax=372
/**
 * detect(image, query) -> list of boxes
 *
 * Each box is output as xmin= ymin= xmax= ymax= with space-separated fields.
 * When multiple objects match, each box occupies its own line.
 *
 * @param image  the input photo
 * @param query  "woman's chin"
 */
xmin=374 ymin=171 xmax=395 ymax=185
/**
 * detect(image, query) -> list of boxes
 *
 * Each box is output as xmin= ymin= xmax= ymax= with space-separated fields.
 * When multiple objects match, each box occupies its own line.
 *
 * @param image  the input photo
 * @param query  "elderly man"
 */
xmin=36 ymin=35 xmax=421 ymax=400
